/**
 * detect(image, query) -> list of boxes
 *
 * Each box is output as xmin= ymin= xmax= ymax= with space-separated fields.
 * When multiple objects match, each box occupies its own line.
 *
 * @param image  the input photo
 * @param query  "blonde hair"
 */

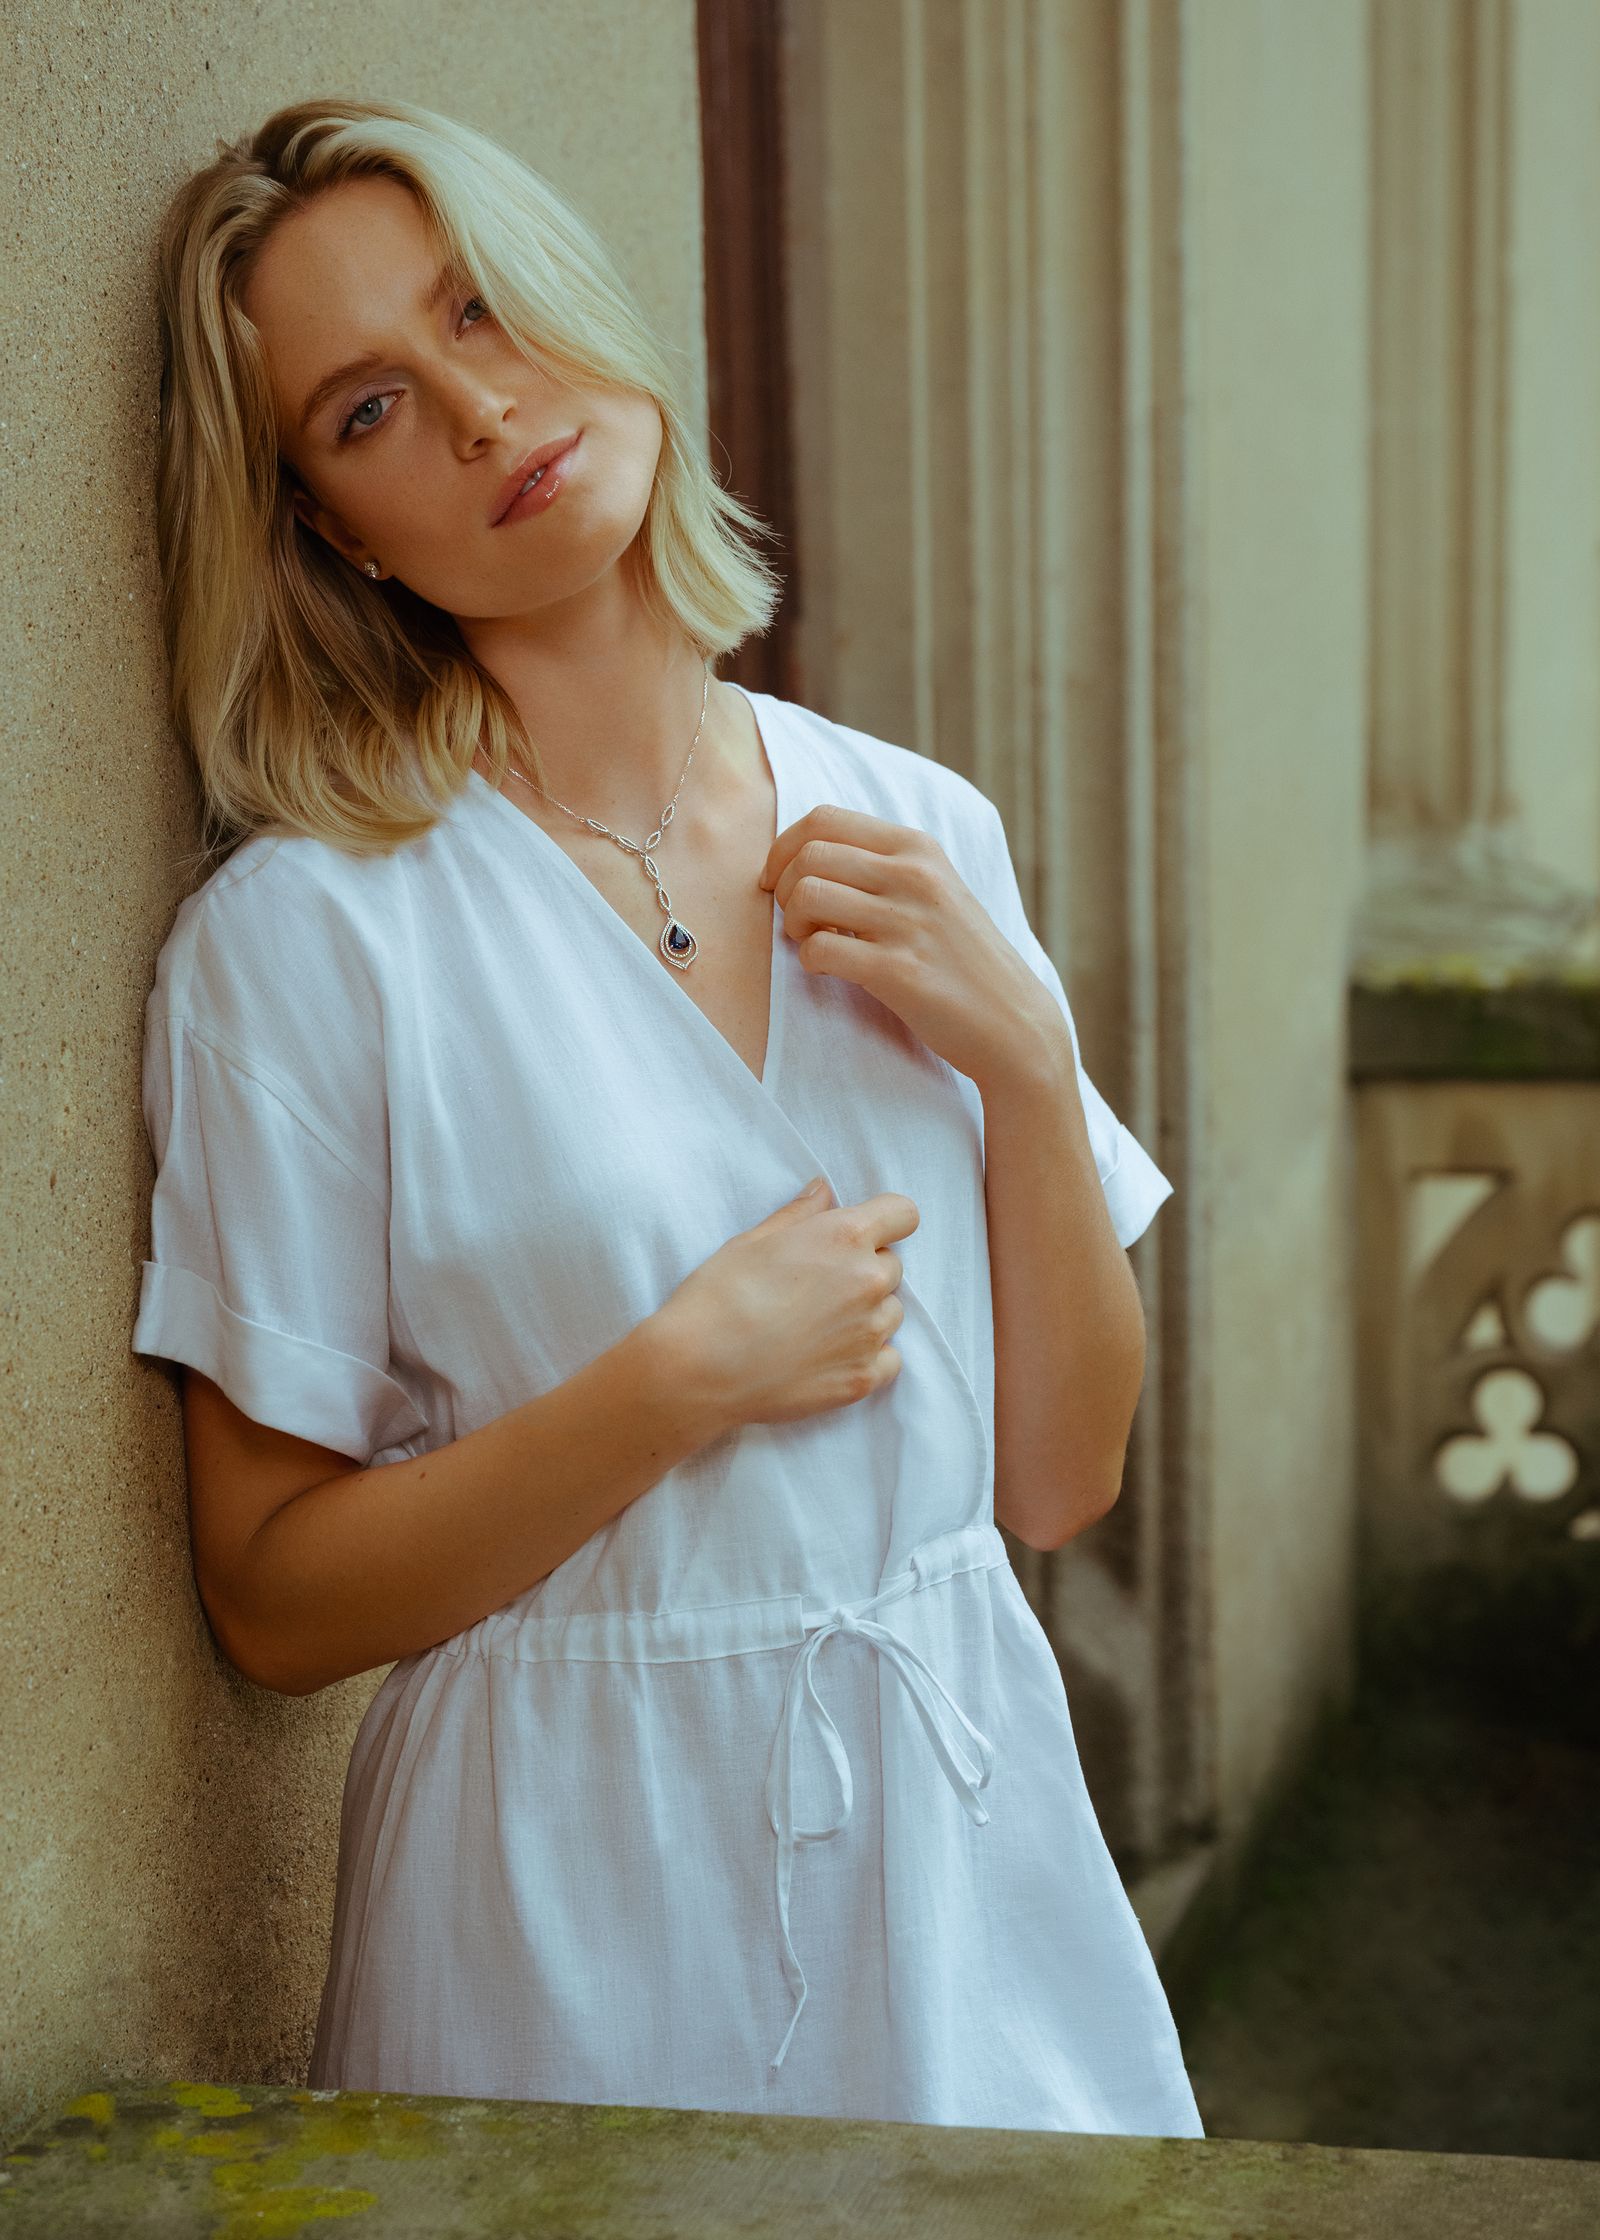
xmin=153 ymin=95 xmax=783 ymax=867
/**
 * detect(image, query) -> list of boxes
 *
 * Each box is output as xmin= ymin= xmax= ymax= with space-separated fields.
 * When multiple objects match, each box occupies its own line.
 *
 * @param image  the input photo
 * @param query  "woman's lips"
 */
xmin=495 ymin=432 xmax=582 ymax=526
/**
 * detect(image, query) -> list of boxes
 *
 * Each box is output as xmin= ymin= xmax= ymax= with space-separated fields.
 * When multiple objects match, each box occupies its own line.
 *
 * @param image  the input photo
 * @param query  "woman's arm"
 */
xmin=757 ymin=799 xmax=1152 ymax=1551
xmin=978 ymin=1020 xmax=1150 ymax=1550
xmin=188 ymin=1311 xmax=730 ymax=1698
xmin=187 ymin=1165 xmax=916 ymax=1697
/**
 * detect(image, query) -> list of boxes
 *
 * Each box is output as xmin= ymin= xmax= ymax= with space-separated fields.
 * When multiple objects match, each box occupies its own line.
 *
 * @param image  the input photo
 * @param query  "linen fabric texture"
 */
xmin=131 ymin=683 xmax=1201 ymax=2136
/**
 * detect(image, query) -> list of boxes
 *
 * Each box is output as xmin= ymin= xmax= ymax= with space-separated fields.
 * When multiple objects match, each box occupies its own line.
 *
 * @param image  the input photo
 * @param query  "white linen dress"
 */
xmin=131 ymin=681 xmax=1203 ymax=2137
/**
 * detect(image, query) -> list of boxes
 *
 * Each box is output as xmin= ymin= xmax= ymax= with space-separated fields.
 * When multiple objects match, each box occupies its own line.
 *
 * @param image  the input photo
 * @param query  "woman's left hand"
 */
xmin=759 ymin=804 xmax=1066 ymax=1092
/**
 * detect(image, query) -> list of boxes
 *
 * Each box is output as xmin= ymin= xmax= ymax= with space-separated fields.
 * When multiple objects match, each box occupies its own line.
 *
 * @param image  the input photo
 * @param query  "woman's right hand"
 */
xmin=654 ymin=1177 xmax=919 ymax=1429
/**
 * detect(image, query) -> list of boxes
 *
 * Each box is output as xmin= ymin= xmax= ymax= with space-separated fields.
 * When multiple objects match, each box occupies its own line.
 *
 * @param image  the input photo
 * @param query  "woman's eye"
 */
xmin=335 ymin=300 xmax=490 ymax=441
xmin=338 ymin=392 xmax=391 ymax=441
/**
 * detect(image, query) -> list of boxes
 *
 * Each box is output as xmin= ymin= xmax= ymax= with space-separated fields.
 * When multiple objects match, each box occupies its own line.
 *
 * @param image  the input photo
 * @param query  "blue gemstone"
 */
xmin=668 ymin=924 xmax=690 ymax=952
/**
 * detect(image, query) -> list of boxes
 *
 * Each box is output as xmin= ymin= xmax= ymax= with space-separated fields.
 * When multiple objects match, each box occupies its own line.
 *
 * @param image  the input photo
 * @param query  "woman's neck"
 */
xmin=464 ymin=606 xmax=713 ymax=794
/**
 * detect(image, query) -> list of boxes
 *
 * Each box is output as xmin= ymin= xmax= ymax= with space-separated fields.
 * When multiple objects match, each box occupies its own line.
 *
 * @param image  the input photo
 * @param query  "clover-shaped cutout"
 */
xmin=1434 ymin=1365 xmax=1578 ymax=1504
xmin=1524 ymin=1213 xmax=1600 ymax=1352
xmin=1458 ymin=1294 xmax=1509 ymax=1352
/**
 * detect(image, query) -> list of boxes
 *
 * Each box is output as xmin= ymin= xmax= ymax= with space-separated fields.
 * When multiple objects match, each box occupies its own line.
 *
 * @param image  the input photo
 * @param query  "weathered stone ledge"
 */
xmin=3 ymin=2077 xmax=1597 ymax=2237
xmin=1350 ymin=973 xmax=1600 ymax=1081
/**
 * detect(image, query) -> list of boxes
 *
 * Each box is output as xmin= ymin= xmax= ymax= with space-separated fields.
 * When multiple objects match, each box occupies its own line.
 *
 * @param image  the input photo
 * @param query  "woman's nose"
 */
xmin=440 ymin=367 xmax=526 ymax=451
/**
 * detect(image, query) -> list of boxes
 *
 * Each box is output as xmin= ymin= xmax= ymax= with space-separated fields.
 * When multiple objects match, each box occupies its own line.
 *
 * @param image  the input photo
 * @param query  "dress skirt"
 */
xmin=307 ymin=1518 xmax=1204 ymax=2136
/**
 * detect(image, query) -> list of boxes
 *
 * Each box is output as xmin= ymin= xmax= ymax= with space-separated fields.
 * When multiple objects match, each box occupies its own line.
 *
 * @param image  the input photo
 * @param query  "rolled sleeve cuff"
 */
xmin=1099 ymin=1126 xmax=1175 ymax=1249
xmin=131 ymin=1259 xmax=430 ymax=1461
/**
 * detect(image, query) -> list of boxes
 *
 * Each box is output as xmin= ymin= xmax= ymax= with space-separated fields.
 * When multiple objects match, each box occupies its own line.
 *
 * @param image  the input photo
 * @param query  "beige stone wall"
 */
xmin=1507 ymin=1 xmax=1600 ymax=891
xmin=1188 ymin=0 xmax=1369 ymax=1858
xmin=0 ymin=1 xmax=703 ymax=2139
xmin=780 ymin=0 xmax=1375 ymax=1908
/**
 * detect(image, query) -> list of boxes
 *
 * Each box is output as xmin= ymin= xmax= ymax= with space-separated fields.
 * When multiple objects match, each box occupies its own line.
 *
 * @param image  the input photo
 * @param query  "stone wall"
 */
xmin=0 ymin=0 xmax=704 ymax=2141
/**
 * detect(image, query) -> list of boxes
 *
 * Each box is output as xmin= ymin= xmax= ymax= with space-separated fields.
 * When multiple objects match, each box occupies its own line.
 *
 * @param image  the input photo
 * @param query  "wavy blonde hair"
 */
xmin=154 ymin=95 xmax=783 ymax=867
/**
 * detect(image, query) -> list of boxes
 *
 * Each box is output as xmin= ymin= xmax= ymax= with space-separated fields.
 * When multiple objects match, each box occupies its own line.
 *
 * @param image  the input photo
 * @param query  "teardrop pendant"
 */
xmin=660 ymin=916 xmax=699 ymax=970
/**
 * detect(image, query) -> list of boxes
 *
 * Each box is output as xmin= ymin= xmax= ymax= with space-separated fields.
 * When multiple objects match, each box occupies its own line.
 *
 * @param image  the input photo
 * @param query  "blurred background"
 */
xmin=3 ymin=0 xmax=1597 ymax=2165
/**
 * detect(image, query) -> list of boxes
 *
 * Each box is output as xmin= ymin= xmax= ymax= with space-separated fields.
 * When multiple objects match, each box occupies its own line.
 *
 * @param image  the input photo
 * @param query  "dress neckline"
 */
xmin=464 ymin=679 xmax=789 ymax=1097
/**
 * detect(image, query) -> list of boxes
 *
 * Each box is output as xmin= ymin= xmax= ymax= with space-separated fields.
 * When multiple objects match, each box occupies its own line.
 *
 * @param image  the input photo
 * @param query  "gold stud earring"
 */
xmin=364 ymin=560 xmax=381 ymax=579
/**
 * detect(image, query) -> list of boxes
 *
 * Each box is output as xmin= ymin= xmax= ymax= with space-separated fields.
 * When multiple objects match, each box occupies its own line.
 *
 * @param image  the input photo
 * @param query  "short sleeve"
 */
xmin=967 ymin=794 xmax=1174 ymax=1249
xmin=131 ymin=1008 xmax=430 ymax=1461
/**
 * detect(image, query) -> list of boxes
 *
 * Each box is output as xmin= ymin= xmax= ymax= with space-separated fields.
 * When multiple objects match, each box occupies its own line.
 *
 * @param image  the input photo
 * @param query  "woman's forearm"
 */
xmin=227 ymin=1312 xmax=732 ymax=1697
xmin=979 ymin=1023 xmax=1148 ymax=1550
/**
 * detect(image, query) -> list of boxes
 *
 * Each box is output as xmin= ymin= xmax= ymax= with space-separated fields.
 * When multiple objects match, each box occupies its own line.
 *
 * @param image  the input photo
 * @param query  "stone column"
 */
xmin=781 ymin=0 xmax=1212 ymax=1878
xmin=1360 ymin=0 xmax=1599 ymax=978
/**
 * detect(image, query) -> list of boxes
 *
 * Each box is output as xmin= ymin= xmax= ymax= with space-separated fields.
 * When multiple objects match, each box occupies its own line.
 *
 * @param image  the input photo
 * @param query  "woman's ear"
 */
xmin=291 ymin=486 xmax=362 ymax=569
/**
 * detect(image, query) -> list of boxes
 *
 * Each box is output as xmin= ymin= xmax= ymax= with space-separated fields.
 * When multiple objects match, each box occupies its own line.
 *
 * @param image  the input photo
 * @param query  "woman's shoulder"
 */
xmin=756 ymin=689 xmax=1002 ymax=866
xmin=145 ymin=826 xmax=400 ymax=1071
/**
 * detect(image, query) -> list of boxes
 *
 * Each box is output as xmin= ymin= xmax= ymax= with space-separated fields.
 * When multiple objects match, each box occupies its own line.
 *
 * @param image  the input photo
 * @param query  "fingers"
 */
xmin=770 ymin=837 xmax=896 ymax=911
xmin=771 ymin=1181 xmax=916 ymax=1246
xmin=860 ymin=1191 xmax=923 ymax=1245
xmin=783 ymin=873 xmax=899 ymax=943
xmin=846 ymin=1191 xmax=919 ymax=1246
xmin=760 ymin=1175 xmax=834 ymax=1226
xmin=760 ymin=804 xmax=925 ymax=895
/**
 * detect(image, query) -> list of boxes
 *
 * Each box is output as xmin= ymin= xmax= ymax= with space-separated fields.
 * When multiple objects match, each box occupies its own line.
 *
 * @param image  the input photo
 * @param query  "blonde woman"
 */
xmin=133 ymin=96 xmax=1203 ymax=2135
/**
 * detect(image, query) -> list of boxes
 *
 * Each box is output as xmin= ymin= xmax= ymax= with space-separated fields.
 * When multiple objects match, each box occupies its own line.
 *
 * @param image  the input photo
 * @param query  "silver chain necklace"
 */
xmin=500 ymin=663 xmax=712 ymax=972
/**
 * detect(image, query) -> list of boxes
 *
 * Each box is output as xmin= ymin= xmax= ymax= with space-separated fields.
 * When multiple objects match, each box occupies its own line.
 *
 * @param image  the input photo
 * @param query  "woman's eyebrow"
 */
xmin=296 ymin=263 xmax=461 ymax=434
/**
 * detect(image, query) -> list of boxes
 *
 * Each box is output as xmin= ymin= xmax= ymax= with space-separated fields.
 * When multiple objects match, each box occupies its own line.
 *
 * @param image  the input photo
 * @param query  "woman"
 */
xmin=133 ymin=95 xmax=1203 ymax=2136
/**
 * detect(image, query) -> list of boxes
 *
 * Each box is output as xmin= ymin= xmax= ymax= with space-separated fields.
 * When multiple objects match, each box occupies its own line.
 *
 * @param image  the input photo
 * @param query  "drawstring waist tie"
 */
xmin=433 ymin=1518 xmax=1012 ymax=2072
xmin=766 ymin=1540 xmax=1002 ymax=2069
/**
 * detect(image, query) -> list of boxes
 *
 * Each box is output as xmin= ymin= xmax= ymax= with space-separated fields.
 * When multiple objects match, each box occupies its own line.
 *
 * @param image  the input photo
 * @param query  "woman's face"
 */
xmin=246 ymin=173 xmax=664 ymax=623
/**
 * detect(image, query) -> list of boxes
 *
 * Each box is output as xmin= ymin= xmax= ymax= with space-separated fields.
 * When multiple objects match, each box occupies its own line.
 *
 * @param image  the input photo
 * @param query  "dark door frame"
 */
xmin=697 ymin=0 xmax=803 ymax=700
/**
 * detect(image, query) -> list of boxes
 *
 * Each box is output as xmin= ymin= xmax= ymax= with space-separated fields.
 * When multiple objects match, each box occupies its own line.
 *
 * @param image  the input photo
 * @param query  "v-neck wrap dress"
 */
xmin=131 ymin=682 xmax=1203 ymax=2137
